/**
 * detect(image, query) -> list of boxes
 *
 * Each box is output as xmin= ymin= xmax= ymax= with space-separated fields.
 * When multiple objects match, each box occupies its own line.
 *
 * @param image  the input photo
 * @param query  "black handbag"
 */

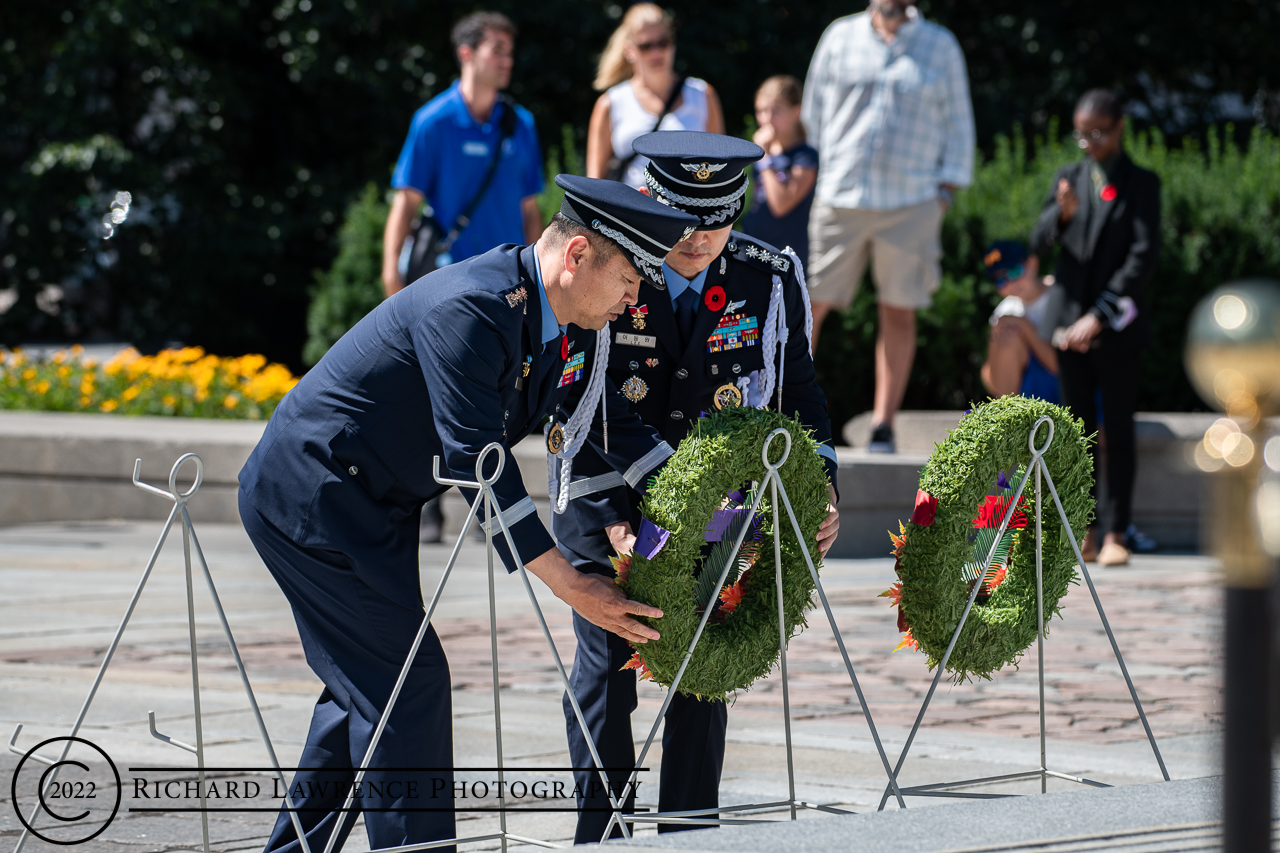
xmin=604 ymin=77 xmax=686 ymax=183
xmin=405 ymin=95 xmax=519 ymax=283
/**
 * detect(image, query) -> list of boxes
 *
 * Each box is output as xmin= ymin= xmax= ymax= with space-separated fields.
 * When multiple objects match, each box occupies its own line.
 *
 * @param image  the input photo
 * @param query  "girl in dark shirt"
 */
xmin=743 ymin=75 xmax=818 ymax=268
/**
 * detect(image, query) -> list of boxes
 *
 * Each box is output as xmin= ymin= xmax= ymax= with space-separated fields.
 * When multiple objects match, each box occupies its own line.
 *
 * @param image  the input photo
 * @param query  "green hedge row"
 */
xmin=306 ymin=124 xmax=1280 ymax=433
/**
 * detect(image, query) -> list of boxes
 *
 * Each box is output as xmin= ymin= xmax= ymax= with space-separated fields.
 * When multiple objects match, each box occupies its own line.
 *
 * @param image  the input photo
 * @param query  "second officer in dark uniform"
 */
xmin=553 ymin=131 xmax=841 ymax=842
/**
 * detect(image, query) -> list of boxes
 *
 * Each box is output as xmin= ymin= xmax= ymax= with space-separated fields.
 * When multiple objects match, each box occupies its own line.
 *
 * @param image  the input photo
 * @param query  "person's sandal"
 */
xmin=1098 ymin=540 xmax=1131 ymax=566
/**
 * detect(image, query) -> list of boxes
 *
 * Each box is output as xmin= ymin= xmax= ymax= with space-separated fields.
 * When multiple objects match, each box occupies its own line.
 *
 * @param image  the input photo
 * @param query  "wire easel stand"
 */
xmin=600 ymin=428 xmax=906 ymax=840
xmin=8 ymin=454 xmax=311 ymax=853
xmin=313 ymin=442 xmax=628 ymax=853
xmin=875 ymin=415 xmax=1171 ymax=810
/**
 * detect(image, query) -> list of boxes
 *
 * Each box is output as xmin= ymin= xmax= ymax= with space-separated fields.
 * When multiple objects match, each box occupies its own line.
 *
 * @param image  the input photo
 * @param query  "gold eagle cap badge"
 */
xmin=681 ymin=161 xmax=726 ymax=182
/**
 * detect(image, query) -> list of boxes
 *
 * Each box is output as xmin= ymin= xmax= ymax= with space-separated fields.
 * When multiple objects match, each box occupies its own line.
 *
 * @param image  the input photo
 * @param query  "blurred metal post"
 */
xmin=1186 ymin=280 xmax=1280 ymax=853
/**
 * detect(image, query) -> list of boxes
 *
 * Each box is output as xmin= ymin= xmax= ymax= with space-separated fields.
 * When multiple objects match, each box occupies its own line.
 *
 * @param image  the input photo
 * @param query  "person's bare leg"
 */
xmin=872 ymin=304 xmax=916 ymax=429
xmin=981 ymin=319 xmax=1030 ymax=397
xmin=810 ymin=302 xmax=836 ymax=352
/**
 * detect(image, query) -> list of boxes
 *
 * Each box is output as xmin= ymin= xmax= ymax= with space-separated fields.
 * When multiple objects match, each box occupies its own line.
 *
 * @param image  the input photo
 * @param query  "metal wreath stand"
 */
xmin=9 ymin=454 xmax=310 ymax=853
xmin=875 ymin=415 xmax=1171 ymax=809
xmin=600 ymin=427 xmax=907 ymax=839
xmin=9 ymin=446 xmax=632 ymax=853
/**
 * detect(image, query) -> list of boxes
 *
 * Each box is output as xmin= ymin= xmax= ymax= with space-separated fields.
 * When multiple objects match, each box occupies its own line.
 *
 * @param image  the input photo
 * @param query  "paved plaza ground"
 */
xmin=0 ymin=516 xmax=1222 ymax=852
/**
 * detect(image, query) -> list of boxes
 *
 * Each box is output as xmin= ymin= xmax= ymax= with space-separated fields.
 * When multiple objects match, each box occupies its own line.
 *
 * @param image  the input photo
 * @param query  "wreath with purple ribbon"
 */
xmin=614 ymin=407 xmax=830 ymax=699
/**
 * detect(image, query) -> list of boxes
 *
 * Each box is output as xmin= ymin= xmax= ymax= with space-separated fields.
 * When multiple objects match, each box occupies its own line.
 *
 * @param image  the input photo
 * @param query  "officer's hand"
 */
xmin=605 ymin=521 xmax=636 ymax=557
xmin=1056 ymin=178 xmax=1078 ymax=224
xmin=816 ymin=485 xmax=839 ymax=558
xmin=526 ymin=546 xmax=663 ymax=645
xmin=565 ymin=572 xmax=663 ymax=645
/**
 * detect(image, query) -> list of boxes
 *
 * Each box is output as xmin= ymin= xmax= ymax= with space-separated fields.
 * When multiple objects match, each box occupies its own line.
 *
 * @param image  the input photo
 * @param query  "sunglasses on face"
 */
xmin=993 ymin=265 xmax=1024 ymax=288
xmin=634 ymin=37 xmax=672 ymax=53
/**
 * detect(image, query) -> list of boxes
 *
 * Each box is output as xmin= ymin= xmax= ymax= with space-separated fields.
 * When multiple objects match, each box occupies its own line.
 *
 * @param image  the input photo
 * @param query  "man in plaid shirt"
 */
xmin=802 ymin=0 xmax=974 ymax=453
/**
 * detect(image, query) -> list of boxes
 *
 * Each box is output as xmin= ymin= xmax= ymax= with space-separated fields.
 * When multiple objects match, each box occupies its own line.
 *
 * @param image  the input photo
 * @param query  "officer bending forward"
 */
xmin=554 ymin=132 xmax=841 ymax=843
xmin=238 ymin=176 xmax=699 ymax=853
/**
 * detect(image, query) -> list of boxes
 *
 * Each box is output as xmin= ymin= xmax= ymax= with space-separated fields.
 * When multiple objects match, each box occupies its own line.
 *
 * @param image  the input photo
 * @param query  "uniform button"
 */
xmin=629 ymin=360 xmax=639 ymax=370
xmin=503 ymin=410 xmax=509 ymax=420
xmin=675 ymin=368 xmax=689 ymax=379
xmin=732 ymin=364 xmax=742 ymax=374
xmin=348 ymin=466 xmax=359 ymax=476
xmin=670 ymin=411 xmax=683 ymax=420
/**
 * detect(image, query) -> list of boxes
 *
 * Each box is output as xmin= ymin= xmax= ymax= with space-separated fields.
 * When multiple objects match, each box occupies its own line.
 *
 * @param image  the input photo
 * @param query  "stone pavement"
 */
xmin=0 ymin=519 xmax=1222 ymax=853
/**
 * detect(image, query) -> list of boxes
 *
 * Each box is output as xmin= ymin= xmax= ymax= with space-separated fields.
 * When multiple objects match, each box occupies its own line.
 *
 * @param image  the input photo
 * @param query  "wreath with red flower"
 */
xmin=616 ymin=407 xmax=830 ymax=699
xmin=880 ymin=396 xmax=1094 ymax=680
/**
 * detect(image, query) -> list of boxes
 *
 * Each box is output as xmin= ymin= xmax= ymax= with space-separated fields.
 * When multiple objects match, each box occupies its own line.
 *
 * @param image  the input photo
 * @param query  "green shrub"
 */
xmin=813 ymin=125 xmax=1280 ymax=433
xmin=302 ymin=184 xmax=389 ymax=367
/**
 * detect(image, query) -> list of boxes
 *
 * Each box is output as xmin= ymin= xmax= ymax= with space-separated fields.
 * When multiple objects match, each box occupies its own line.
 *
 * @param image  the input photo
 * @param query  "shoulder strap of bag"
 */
xmin=613 ymin=76 xmax=686 ymax=181
xmin=438 ymin=94 xmax=520 ymax=251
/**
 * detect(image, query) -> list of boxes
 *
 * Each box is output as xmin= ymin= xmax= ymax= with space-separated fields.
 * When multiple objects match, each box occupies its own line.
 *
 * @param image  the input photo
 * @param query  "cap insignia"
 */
xmin=681 ymin=161 xmax=726 ymax=182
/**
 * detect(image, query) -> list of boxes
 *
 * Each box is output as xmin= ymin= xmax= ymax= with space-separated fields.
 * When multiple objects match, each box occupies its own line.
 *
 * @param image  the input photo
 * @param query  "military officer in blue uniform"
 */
xmin=553 ymin=132 xmax=842 ymax=843
xmin=238 ymin=175 xmax=699 ymax=853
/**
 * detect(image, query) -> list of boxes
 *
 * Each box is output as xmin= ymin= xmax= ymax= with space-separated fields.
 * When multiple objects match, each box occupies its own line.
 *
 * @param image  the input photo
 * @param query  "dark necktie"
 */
xmin=675 ymin=289 xmax=699 ymax=350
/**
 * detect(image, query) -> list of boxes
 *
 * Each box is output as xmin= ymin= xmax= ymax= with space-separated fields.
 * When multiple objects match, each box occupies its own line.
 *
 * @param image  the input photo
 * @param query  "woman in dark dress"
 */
xmin=743 ymin=75 xmax=818 ymax=270
xmin=1031 ymin=89 xmax=1161 ymax=567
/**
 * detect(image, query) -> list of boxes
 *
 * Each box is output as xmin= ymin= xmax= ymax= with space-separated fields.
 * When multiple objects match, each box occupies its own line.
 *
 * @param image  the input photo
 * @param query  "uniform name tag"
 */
xmin=615 ymin=332 xmax=657 ymax=348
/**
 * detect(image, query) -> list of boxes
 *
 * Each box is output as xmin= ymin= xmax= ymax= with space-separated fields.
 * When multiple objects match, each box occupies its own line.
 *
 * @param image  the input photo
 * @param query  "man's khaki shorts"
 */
xmin=807 ymin=198 xmax=944 ymax=310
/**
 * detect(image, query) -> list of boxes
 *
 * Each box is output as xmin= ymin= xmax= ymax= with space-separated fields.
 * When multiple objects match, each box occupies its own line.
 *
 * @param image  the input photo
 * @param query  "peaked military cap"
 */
xmin=634 ymin=131 xmax=764 ymax=230
xmin=556 ymin=174 xmax=699 ymax=289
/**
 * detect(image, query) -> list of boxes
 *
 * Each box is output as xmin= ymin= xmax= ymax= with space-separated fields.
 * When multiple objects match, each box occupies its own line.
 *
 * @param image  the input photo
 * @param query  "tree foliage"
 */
xmin=2 ymin=0 xmax=1277 ymax=380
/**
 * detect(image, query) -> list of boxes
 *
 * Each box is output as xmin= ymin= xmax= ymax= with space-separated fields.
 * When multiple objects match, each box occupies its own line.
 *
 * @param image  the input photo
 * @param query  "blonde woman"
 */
xmin=586 ymin=3 xmax=724 ymax=188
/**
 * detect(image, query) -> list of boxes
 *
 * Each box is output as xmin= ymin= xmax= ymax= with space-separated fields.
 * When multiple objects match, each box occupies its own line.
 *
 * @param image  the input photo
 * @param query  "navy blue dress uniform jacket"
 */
xmin=553 ymin=232 xmax=839 ymax=557
xmin=239 ymin=243 xmax=668 ymax=603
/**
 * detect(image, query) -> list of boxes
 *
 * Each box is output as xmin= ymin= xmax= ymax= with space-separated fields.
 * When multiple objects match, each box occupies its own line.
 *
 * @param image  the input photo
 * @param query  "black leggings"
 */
xmin=1057 ymin=346 xmax=1139 ymax=535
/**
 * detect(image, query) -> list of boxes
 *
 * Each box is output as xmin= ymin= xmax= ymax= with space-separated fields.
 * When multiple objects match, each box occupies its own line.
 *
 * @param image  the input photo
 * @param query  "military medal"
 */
xmin=629 ymin=304 xmax=648 ymax=330
xmin=515 ymin=355 xmax=532 ymax=389
xmin=621 ymin=375 xmax=648 ymax=403
xmin=547 ymin=422 xmax=566 ymax=454
xmin=714 ymin=383 xmax=743 ymax=410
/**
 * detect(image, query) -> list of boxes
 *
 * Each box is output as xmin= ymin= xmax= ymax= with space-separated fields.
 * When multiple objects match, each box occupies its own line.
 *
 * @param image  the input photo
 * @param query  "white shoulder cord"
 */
xmin=550 ymin=327 xmax=611 ymax=514
xmin=782 ymin=247 xmax=814 ymax=353
xmin=756 ymin=275 xmax=787 ymax=410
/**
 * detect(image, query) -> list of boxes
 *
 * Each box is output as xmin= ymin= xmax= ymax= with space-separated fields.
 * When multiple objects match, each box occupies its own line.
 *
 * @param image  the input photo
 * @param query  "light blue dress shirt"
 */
xmin=662 ymin=263 xmax=710 ymax=307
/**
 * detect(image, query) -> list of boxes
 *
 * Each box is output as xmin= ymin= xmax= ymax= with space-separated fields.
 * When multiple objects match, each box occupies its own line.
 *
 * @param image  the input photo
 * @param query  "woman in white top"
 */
xmin=586 ymin=3 xmax=725 ymax=188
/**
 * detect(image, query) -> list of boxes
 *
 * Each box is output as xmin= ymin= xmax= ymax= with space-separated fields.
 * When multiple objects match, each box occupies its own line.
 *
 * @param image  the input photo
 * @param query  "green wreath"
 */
xmin=888 ymin=396 xmax=1094 ymax=681
xmin=618 ymin=407 xmax=831 ymax=700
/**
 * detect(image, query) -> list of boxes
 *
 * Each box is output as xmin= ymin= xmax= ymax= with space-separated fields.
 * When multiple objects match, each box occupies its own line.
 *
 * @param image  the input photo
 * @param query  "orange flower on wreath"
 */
xmin=621 ymin=652 xmax=653 ymax=681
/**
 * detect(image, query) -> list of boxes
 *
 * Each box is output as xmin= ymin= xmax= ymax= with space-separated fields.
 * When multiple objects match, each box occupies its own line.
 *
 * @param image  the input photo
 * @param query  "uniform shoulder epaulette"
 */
xmin=726 ymin=233 xmax=791 ymax=275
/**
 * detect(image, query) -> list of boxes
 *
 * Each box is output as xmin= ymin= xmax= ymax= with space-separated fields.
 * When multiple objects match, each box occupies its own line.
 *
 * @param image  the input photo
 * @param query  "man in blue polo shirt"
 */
xmin=381 ymin=11 xmax=544 ymax=298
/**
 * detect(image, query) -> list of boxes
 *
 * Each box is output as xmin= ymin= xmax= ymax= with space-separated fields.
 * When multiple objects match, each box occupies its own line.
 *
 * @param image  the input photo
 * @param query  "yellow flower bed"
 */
xmin=0 ymin=346 xmax=299 ymax=420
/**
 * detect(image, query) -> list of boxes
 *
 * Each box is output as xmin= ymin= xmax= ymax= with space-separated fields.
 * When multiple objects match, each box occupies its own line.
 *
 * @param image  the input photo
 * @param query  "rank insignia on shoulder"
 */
xmin=558 ymin=351 xmax=585 ymax=387
xmin=505 ymin=286 xmax=528 ymax=308
xmin=739 ymin=242 xmax=790 ymax=273
xmin=629 ymin=304 xmax=648 ymax=330
xmin=621 ymin=375 xmax=648 ymax=402
xmin=547 ymin=423 xmax=566 ymax=455
xmin=714 ymin=383 xmax=743 ymax=410
xmin=645 ymin=358 xmax=659 ymax=368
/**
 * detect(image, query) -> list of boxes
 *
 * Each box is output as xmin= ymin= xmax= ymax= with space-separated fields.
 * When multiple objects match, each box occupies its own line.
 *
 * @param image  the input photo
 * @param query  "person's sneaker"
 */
xmin=1125 ymin=524 xmax=1158 ymax=553
xmin=867 ymin=423 xmax=896 ymax=454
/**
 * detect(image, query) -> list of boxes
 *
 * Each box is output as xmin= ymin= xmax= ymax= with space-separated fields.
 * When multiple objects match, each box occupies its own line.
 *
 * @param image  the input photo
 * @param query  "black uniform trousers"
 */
xmin=1057 ymin=344 xmax=1140 ymax=534
xmin=241 ymin=493 xmax=456 ymax=853
xmin=560 ymin=547 xmax=727 ymax=844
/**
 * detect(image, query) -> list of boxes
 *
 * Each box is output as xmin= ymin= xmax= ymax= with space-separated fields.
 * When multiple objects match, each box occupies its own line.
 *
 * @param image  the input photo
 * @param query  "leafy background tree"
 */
xmin=3 ymin=0 xmax=1279 ymax=424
